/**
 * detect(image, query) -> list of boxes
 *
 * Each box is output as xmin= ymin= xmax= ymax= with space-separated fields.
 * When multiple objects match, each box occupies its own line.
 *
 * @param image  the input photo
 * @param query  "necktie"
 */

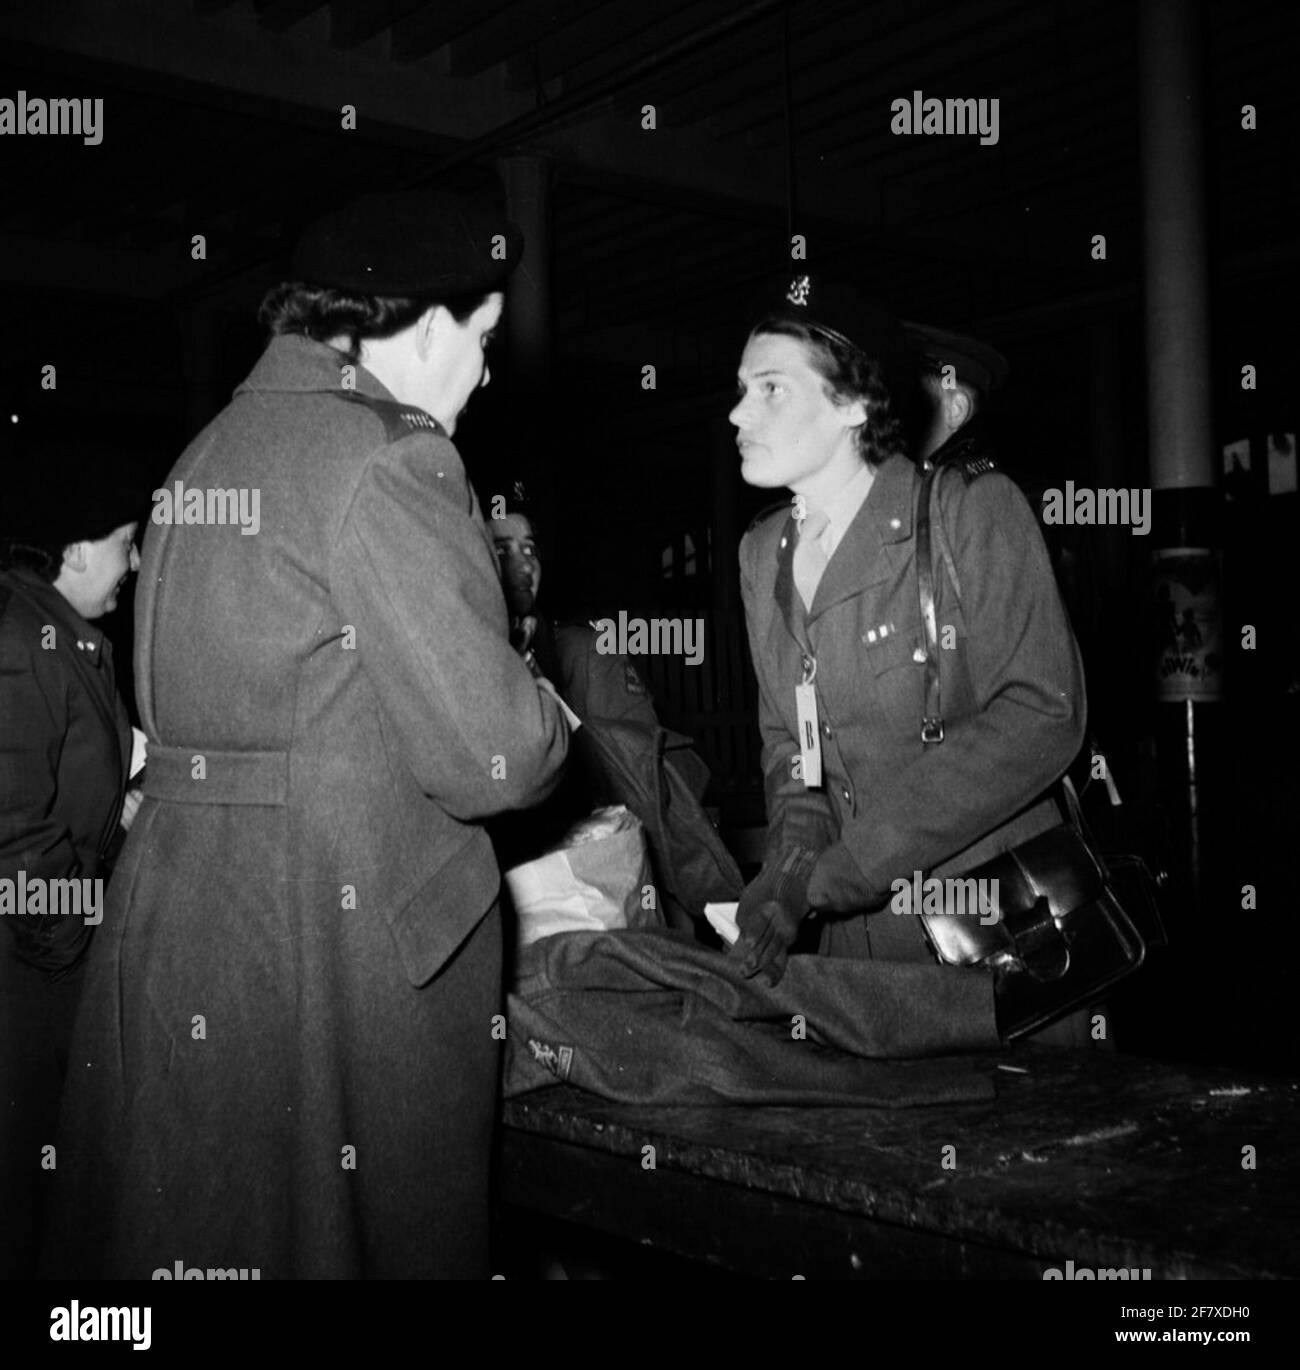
xmin=793 ymin=507 xmax=831 ymax=612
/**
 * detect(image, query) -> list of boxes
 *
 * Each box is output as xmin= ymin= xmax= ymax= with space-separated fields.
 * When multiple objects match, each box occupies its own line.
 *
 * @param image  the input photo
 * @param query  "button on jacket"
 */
xmin=42 ymin=335 xmax=570 ymax=1279
xmin=739 ymin=448 xmax=1086 ymax=963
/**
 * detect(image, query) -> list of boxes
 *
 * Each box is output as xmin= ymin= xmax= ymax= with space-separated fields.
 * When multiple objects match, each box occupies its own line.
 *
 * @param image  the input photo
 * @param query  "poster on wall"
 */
xmin=1222 ymin=437 xmax=1251 ymax=500
xmin=1152 ymin=548 xmax=1223 ymax=703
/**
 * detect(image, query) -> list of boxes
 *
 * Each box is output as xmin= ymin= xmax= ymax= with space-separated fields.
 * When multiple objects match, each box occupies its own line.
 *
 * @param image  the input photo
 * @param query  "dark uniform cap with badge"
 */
xmin=903 ymin=321 xmax=1009 ymax=397
xmin=754 ymin=272 xmax=917 ymax=401
xmin=291 ymin=189 xmax=524 ymax=297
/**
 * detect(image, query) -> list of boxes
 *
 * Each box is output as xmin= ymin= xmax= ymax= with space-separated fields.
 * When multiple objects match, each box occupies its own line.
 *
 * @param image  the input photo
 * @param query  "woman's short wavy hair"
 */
xmin=258 ymin=281 xmax=492 ymax=364
xmin=749 ymin=317 xmax=915 ymax=469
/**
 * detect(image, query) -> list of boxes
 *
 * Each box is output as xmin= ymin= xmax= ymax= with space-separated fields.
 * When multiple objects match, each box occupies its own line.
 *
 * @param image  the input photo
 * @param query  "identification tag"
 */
xmin=795 ymin=681 xmax=822 ymax=788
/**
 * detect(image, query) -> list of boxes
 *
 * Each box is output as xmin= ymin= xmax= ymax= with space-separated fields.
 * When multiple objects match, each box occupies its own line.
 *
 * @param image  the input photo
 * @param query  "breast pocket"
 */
xmin=861 ymin=621 xmax=926 ymax=733
xmin=862 ymin=620 xmax=924 ymax=672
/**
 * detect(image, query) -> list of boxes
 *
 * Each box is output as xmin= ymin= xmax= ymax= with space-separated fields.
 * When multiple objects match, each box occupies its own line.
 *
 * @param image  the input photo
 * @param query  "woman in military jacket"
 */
xmin=729 ymin=277 xmax=1085 ymax=1017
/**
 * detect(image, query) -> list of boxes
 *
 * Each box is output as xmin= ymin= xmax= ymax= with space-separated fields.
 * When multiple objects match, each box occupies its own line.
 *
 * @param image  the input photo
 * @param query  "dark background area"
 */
xmin=1 ymin=0 xmax=1297 ymax=1072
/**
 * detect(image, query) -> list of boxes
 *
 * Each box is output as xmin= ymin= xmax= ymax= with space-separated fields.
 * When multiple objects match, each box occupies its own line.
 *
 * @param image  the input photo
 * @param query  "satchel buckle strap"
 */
xmin=1008 ymin=894 xmax=1071 ymax=983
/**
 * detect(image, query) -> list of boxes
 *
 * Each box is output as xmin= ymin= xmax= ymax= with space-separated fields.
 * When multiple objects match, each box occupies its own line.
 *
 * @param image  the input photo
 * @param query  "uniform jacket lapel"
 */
xmin=808 ymin=454 xmax=918 ymax=624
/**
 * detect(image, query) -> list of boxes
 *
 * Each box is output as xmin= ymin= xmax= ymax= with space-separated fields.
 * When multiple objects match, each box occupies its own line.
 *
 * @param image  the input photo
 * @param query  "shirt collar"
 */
xmin=814 ymin=460 xmax=875 ymax=552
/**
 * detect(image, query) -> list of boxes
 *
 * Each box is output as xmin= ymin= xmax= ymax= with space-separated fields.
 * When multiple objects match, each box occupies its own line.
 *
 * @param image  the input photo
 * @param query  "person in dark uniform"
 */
xmin=905 ymin=321 xmax=1106 ymax=1048
xmin=487 ymin=504 xmax=610 ymax=867
xmin=0 ymin=449 xmax=140 ymax=1276
xmin=490 ymin=505 xmax=666 ymax=733
xmin=488 ymin=503 xmax=720 ymax=932
xmin=729 ymin=275 xmax=1086 ymax=1037
xmin=40 ymin=191 xmax=570 ymax=1280
xmin=490 ymin=504 xmax=709 ymax=785
xmin=905 ymin=320 xmax=1009 ymax=466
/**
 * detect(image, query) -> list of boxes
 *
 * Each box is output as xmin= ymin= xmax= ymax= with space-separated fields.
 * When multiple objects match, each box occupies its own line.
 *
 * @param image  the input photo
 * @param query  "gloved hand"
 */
xmin=731 ymin=846 xmax=819 ymax=986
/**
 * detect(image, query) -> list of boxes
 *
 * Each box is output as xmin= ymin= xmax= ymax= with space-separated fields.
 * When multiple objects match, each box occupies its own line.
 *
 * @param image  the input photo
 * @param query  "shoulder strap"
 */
xmin=915 ymin=464 xmax=945 ymax=745
xmin=333 ymin=390 xmax=447 ymax=442
xmin=914 ymin=446 xmax=1000 ymax=745
xmin=931 ymin=483 xmax=962 ymax=603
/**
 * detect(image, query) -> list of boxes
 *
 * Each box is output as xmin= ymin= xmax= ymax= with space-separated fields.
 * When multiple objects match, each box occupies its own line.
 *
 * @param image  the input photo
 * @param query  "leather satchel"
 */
xmin=911 ymin=458 xmax=1164 ymax=1039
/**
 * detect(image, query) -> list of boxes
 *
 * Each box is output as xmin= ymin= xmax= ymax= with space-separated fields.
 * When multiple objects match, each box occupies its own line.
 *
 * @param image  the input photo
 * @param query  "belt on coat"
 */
xmin=142 ymin=744 xmax=289 ymax=806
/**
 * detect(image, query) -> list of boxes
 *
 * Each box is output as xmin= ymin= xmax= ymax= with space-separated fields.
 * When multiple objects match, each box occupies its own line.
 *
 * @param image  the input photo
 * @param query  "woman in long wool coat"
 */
xmin=42 ymin=192 xmax=570 ymax=1280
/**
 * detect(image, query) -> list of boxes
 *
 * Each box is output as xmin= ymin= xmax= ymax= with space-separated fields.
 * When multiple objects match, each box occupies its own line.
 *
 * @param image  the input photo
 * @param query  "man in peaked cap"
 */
xmin=42 ymin=190 xmax=570 ymax=1280
xmin=905 ymin=320 xmax=1009 ymax=466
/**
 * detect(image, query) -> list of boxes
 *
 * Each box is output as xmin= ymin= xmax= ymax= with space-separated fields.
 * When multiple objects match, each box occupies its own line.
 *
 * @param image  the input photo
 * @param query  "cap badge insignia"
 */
xmin=785 ymin=274 xmax=811 ymax=306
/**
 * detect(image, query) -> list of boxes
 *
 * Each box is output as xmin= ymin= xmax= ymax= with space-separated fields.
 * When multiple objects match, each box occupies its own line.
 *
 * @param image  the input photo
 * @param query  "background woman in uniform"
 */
xmin=728 ymin=275 xmax=1086 ymax=1037
xmin=0 ymin=446 xmax=141 ymax=1275
xmin=41 ymin=191 xmax=570 ymax=1280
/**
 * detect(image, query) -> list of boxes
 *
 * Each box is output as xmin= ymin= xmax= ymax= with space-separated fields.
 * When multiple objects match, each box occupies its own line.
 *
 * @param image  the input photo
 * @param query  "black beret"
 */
xmin=904 ymin=321 xmax=1009 ymax=396
xmin=291 ymin=190 xmax=524 ymax=297
xmin=754 ymin=272 xmax=916 ymax=399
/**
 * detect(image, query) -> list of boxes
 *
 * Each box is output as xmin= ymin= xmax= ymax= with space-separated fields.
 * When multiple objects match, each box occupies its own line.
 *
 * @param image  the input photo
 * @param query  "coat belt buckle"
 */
xmin=921 ymin=716 xmax=945 ymax=745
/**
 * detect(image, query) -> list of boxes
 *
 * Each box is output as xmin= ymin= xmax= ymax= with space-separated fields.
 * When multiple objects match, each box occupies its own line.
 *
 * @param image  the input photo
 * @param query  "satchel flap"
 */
xmin=1009 ymin=823 xmax=1107 ymax=919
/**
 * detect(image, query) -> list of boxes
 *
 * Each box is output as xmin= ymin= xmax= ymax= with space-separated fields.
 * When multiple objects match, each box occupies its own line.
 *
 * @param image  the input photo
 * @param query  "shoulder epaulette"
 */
xmin=956 ymin=452 xmax=997 ymax=482
xmin=935 ymin=431 xmax=998 ymax=484
xmin=745 ymin=499 xmax=793 ymax=536
xmin=334 ymin=390 xmax=446 ymax=442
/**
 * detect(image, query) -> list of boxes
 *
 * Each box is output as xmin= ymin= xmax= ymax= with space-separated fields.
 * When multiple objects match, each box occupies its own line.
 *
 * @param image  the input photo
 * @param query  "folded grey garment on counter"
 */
xmin=505 ymin=927 xmax=1000 ymax=1107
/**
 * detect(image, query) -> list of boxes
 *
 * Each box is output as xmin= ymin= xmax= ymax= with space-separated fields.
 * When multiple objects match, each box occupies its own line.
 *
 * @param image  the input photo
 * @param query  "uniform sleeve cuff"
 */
xmin=807 ymin=842 xmax=874 ymax=911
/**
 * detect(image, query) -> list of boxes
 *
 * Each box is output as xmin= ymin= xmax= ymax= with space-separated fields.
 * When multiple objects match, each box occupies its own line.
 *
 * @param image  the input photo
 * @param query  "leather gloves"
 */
xmin=731 ymin=846 xmax=819 ymax=987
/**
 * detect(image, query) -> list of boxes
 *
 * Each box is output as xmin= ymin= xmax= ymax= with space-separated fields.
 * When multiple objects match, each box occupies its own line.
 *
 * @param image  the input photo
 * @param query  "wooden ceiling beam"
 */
xmin=448 ymin=0 xmax=608 ymax=79
xmin=327 ymin=0 xmax=425 ymax=49
xmin=0 ymin=0 xmax=528 ymax=132
xmin=505 ymin=0 xmax=705 ymax=91
xmin=389 ymin=0 xmax=516 ymax=64
xmin=256 ymin=0 xmax=328 ymax=35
